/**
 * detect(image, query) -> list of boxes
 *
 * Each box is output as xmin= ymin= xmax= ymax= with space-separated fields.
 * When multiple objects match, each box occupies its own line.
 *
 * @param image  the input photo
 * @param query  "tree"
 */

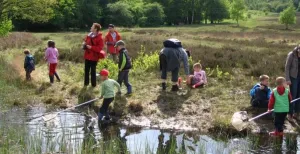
xmin=143 ymin=3 xmax=165 ymax=27
xmin=230 ymin=0 xmax=246 ymax=26
xmin=279 ymin=5 xmax=296 ymax=29
xmin=107 ymin=2 xmax=134 ymax=27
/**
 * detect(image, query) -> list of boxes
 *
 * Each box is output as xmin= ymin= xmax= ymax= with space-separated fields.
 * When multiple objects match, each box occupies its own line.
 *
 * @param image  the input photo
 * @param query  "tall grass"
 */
xmin=0 ymin=32 xmax=42 ymax=51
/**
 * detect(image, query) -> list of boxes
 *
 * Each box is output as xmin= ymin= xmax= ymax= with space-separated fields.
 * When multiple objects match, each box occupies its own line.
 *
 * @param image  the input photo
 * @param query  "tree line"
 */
xmin=0 ymin=0 xmax=298 ymax=35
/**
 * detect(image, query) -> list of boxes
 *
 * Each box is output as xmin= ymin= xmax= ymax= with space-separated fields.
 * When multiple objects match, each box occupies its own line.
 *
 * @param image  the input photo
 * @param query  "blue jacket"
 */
xmin=24 ymin=54 xmax=35 ymax=71
xmin=250 ymin=83 xmax=272 ymax=101
xmin=160 ymin=47 xmax=189 ymax=75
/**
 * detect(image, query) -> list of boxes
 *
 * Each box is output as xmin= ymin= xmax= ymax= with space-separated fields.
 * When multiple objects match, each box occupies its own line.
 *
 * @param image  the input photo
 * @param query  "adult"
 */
xmin=104 ymin=24 xmax=121 ymax=62
xmin=83 ymin=23 xmax=105 ymax=87
xmin=285 ymin=45 xmax=300 ymax=117
xmin=160 ymin=39 xmax=189 ymax=91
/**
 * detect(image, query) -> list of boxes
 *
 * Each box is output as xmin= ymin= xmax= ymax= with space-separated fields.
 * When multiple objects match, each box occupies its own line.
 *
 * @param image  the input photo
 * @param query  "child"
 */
xmin=23 ymin=49 xmax=35 ymax=81
xmin=45 ymin=40 xmax=61 ymax=84
xmin=115 ymin=40 xmax=132 ymax=95
xmin=250 ymin=75 xmax=272 ymax=108
xmin=187 ymin=63 xmax=207 ymax=88
xmin=268 ymin=77 xmax=292 ymax=136
xmin=99 ymin=69 xmax=121 ymax=121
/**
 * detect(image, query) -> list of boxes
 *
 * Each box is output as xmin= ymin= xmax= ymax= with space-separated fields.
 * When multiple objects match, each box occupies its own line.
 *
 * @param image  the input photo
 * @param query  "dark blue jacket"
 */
xmin=24 ymin=55 xmax=35 ymax=71
xmin=250 ymin=83 xmax=271 ymax=101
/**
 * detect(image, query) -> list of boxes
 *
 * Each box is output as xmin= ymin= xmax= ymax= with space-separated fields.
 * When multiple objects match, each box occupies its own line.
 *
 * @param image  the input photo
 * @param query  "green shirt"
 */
xmin=274 ymin=88 xmax=289 ymax=113
xmin=100 ymin=79 xmax=121 ymax=98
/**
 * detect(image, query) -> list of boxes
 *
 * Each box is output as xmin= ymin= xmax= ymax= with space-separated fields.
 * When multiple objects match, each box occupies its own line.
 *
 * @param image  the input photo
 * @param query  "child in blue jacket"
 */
xmin=250 ymin=75 xmax=272 ymax=108
xmin=24 ymin=49 xmax=35 ymax=81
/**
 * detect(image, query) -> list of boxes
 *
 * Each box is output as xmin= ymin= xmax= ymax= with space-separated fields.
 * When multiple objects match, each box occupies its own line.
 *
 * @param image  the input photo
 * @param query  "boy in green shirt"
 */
xmin=268 ymin=77 xmax=292 ymax=136
xmin=98 ymin=69 xmax=121 ymax=121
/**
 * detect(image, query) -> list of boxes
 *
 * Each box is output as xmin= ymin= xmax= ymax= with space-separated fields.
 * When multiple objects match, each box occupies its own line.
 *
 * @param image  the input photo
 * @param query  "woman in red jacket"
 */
xmin=104 ymin=24 xmax=121 ymax=62
xmin=83 ymin=23 xmax=104 ymax=87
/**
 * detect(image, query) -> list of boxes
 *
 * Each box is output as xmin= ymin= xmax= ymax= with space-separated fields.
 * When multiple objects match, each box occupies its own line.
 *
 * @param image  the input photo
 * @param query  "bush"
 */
xmin=0 ymin=19 xmax=13 ymax=37
xmin=131 ymin=50 xmax=160 ymax=75
xmin=143 ymin=3 xmax=165 ymax=27
xmin=138 ymin=17 xmax=148 ymax=27
xmin=97 ymin=58 xmax=119 ymax=79
xmin=107 ymin=2 xmax=134 ymax=27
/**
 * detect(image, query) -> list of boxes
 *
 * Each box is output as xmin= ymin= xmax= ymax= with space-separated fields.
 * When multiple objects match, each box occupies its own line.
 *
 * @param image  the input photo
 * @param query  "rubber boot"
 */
xmin=162 ymin=83 xmax=166 ymax=91
xmin=49 ymin=75 xmax=54 ymax=84
xmin=54 ymin=72 xmax=61 ymax=82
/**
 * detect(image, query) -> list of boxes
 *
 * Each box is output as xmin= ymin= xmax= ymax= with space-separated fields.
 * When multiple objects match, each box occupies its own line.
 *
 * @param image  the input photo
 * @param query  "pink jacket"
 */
xmin=45 ymin=47 xmax=59 ymax=64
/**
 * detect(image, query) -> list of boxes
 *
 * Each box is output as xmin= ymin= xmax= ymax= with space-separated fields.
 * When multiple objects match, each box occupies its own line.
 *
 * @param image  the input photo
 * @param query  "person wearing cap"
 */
xmin=45 ymin=40 xmax=61 ymax=84
xmin=285 ymin=45 xmax=300 ymax=118
xmin=83 ymin=23 xmax=104 ymax=87
xmin=115 ymin=40 xmax=132 ymax=96
xmin=98 ymin=69 xmax=121 ymax=121
xmin=23 ymin=49 xmax=35 ymax=81
xmin=105 ymin=24 xmax=121 ymax=62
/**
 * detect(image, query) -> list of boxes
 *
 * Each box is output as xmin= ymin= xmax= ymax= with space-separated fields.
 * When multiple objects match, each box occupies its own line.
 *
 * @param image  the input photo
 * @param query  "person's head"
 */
xmin=114 ymin=40 xmax=125 ymax=51
xmin=276 ymin=77 xmax=286 ymax=87
xmin=259 ymin=75 xmax=269 ymax=86
xmin=295 ymin=45 xmax=300 ymax=54
xmin=108 ymin=24 xmax=115 ymax=33
xmin=90 ymin=23 xmax=102 ymax=33
xmin=99 ymin=69 xmax=109 ymax=81
xmin=23 ymin=49 xmax=30 ymax=55
xmin=47 ymin=40 xmax=55 ymax=48
xmin=193 ymin=63 xmax=202 ymax=72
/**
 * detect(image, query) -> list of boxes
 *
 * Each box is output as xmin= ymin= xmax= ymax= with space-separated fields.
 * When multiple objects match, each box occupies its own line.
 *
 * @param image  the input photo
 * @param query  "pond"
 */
xmin=0 ymin=107 xmax=299 ymax=154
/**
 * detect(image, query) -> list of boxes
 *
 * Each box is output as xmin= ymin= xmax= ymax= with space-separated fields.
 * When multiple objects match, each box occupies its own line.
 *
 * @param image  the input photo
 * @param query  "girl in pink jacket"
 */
xmin=45 ymin=40 xmax=60 ymax=83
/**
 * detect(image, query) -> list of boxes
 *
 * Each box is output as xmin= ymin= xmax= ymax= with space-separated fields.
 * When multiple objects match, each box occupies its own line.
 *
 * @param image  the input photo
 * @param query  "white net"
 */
xmin=231 ymin=111 xmax=249 ymax=131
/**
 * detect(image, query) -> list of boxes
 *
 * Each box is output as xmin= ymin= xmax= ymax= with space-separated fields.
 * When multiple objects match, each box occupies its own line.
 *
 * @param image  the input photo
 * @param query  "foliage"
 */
xmin=230 ymin=0 xmax=247 ymax=25
xmin=97 ymin=58 xmax=119 ymax=79
xmin=279 ymin=5 xmax=296 ymax=29
xmin=0 ymin=18 xmax=12 ymax=36
xmin=142 ymin=3 xmax=165 ymax=27
xmin=107 ymin=2 xmax=134 ymax=27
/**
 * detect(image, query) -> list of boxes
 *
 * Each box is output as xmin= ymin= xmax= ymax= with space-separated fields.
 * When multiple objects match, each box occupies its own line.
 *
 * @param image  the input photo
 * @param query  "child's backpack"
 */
xmin=163 ymin=39 xmax=182 ymax=48
xmin=27 ymin=56 xmax=35 ymax=71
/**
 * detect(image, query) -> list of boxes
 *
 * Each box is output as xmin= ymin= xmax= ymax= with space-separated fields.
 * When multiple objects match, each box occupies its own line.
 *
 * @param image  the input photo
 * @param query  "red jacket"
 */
xmin=268 ymin=86 xmax=292 ymax=110
xmin=84 ymin=32 xmax=104 ymax=62
xmin=104 ymin=31 xmax=121 ymax=54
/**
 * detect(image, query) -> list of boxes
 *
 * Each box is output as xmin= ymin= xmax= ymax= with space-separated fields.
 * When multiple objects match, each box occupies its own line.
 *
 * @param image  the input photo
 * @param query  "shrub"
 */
xmin=131 ymin=49 xmax=160 ymax=75
xmin=0 ymin=32 xmax=41 ymax=51
xmin=143 ymin=3 xmax=165 ymax=27
xmin=0 ymin=19 xmax=13 ymax=37
xmin=97 ymin=58 xmax=119 ymax=80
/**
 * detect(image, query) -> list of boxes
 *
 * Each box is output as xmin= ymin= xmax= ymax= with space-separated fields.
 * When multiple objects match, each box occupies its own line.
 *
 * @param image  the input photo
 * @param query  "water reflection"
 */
xmin=1 ymin=107 xmax=300 ymax=154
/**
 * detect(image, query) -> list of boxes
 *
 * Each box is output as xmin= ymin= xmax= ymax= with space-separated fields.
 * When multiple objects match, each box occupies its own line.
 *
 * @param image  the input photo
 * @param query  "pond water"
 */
xmin=0 ymin=107 xmax=299 ymax=154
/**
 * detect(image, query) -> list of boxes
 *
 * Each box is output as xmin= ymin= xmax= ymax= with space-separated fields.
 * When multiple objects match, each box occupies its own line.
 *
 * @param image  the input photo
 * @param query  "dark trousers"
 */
xmin=25 ymin=70 xmax=32 ymax=81
xmin=251 ymin=98 xmax=269 ymax=108
xmin=274 ymin=112 xmax=288 ymax=132
xmin=98 ymin=97 xmax=114 ymax=120
xmin=118 ymin=70 xmax=132 ymax=93
xmin=84 ymin=60 xmax=97 ymax=87
xmin=289 ymin=76 xmax=300 ymax=114
xmin=160 ymin=54 xmax=179 ymax=82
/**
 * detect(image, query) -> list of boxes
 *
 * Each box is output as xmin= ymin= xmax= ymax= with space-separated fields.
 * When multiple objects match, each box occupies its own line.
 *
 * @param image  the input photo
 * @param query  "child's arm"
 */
xmin=24 ymin=57 xmax=28 ymax=69
xmin=250 ymin=85 xmax=259 ymax=97
xmin=119 ymin=52 xmax=126 ymax=71
xmin=289 ymin=91 xmax=292 ymax=103
xmin=100 ymin=84 xmax=105 ymax=98
xmin=268 ymin=92 xmax=275 ymax=111
xmin=202 ymin=71 xmax=207 ymax=84
xmin=113 ymin=80 xmax=121 ymax=93
xmin=44 ymin=48 xmax=49 ymax=60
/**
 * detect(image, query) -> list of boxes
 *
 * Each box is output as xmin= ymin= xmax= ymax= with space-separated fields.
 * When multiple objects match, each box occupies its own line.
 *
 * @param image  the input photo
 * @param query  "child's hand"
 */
xmin=260 ymin=85 xmax=265 ymax=90
xmin=267 ymin=109 xmax=271 ymax=113
xmin=192 ymin=85 xmax=196 ymax=89
xmin=86 ymin=45 xmax=92 ymax=49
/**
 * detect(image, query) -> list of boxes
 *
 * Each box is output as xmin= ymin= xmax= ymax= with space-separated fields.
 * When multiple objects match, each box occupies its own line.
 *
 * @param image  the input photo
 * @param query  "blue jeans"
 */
xmin=290 ymin=76 xmax=300 ymax=114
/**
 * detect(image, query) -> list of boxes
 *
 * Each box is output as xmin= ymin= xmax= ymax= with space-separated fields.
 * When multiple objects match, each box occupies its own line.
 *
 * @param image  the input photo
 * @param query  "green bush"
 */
xmin=143 ymin=3 xmax=165 ymax=27
xmin=0 ymin=19 xmax=13 ymax=37
xmin=97 ymin=58 xmax=119 ymax=80
xmin=132 ymin=49 xmax=159 ymax=75
xmin=138 ymin=17 xmax=148 ymax=27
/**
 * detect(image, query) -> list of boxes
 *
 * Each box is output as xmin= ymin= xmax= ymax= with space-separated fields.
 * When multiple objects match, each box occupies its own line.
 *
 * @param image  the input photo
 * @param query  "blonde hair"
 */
xmin=276 ymin=77 xmax=286 ymax=86
xmin=193 ymin=63 xmax=202 ymax=69
xmin=259 ymin=75 xmax=269 ymax=82
xmin=23 ymin=49 xmax=30 ymax=55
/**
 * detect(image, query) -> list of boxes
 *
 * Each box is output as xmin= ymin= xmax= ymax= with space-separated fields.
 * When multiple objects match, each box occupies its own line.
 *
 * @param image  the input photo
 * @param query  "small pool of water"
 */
xmin=0 ymin=107 xmax=299 ymax=154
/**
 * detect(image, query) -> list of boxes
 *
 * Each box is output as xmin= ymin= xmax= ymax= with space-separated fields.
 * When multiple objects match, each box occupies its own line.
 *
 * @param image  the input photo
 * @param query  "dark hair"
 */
xmin=48 ymin=40 xmax=55 ymax=48
xmin=24 ymin=49 xmax=30 ymax=55
xmin=93 ymin=23 xmax=102 ymax=32
xmin=108 ymin=24 xmax=115 ymax=28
